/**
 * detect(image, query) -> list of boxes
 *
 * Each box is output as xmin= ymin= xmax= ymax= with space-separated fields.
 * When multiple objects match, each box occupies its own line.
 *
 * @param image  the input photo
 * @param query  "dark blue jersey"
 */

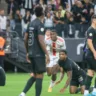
xmin=26 ymin=18 xmax=45 ymax=57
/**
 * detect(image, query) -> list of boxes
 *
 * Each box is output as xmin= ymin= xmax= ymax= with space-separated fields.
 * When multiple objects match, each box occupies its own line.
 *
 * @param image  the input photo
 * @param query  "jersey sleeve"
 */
xmin=87 ymin=29 xmax=94 ymax=40
xmin=61 ymin=40 xmax=66 ymax=50
xmin=37 ymin=23 xmax=45 ymax=35
xmin=65 ymin=63 xmax=72 ymax=72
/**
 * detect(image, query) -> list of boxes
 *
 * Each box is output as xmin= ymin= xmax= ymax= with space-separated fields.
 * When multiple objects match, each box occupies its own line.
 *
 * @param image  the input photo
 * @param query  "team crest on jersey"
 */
xmin=41 ymin=28 xmax=44 ymax=32
xmin=89 ymin=33 xmax=92 ymax=36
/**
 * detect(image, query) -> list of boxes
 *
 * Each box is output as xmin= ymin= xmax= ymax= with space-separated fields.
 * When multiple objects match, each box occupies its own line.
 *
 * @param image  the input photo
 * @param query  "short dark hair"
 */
xmin=91 ymin=14 xmax=96 ymax=22
xmin=59 ymin=50 xmax=67 ymax=55
xmin=51 ymin=29 xmax=58 ymax=34
xmin=34 ymin=5 xmax=43 ymax=17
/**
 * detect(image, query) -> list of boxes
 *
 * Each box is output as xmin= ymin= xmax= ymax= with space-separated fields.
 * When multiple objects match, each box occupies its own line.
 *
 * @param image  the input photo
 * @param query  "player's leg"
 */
xmin=80 ymin=85 xmax=85 ymax=94
xmin=70 ymin=86 xmax=78 ymax=94
xmin=84 ymin=69 xmax=94 ymax=96
xmin=46 ymin=58 xmax=54 ymax=76
xmin=19 ymin=58 xmax=36 ymax=96
xmin=78 ymin=70 xmax=86 ymax=94
xmin=46 ymin=58 xmax=54 ymax=92
xmin=46 ymin=67 xmax=52 ymax=76
xmin=35 ymin=57 xmax=46 ymax=96
xmin=51 ymin=64 xmax=59 ymax=86
xmin=35 ymin=73 xmax=44 ymax=96
xmin=84 ymin=57 xmax=96 ymax=96
xmin=70 ymin=79 xmax=79 ymax=94
xmin=0 ymin=67 xmax=6 ymax=86
xmin=48 ymin=64 xmax=59 ymax=92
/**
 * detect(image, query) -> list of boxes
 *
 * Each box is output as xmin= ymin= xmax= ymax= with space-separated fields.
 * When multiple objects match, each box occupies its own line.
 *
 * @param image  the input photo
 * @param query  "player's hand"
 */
xmin=46 ymin=54 xmax=50 ymax=64
xmin=60 ymin=88 xmax=66 ymax=93
xmin=26 ymin=53 xmax=31 ymax=63
xmin=55 ymin=80 xmax=61 ymax=85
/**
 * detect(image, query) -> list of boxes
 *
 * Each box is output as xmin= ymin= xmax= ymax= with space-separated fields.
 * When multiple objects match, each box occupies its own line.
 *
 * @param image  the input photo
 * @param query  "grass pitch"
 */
xmin=0 ymin=73 xmax=90 ymax=96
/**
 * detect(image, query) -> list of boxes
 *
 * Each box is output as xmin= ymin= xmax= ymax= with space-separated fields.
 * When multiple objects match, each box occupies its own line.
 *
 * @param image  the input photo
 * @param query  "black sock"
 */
xmin=52 ymin=74 xmax=56 ymax=81
xmin=94 ymin=77 xmax=96 ymax=88
xmin=35 ymin=78 xmax=43 ymax=96
xmin=85 ymin=75 xmax=93 ymax=90
xmin=23 ymin=77 xmax=36 ymax=93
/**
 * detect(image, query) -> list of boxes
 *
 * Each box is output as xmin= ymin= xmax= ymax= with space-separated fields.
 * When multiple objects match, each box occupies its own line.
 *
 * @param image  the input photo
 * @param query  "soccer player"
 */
xmin=19 ymin=6 xmax=50 ymax=96
xmin=84 ymin=15 xmax=96 ymax=96
xmin=55 ymin=50 xmax=86 ymax=94
xmin=45 ymin=30 xmax=66 ymax=92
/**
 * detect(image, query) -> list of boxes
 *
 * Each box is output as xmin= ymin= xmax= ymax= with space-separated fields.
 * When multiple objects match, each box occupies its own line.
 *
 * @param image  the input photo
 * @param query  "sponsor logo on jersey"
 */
xmin=89 ymin=33 xmax=92 ymax=36
xmin=41 ymin=28 xmax=44 ymax=32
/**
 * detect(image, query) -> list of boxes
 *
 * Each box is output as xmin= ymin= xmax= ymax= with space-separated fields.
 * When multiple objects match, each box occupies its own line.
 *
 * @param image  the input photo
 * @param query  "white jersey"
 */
xmin=45 ymin=36 xmax=66 ymax=58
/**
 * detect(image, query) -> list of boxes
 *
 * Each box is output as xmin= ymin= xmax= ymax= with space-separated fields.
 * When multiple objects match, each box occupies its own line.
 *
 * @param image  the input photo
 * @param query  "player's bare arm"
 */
xmin=24 ymin=32 xmax=31 ymax=63
xmin=55 ymin=67 xmax=64 ymax=85
xmin=38 ymin=35 xmax=50 ymax=64
xmin=60 ymin=71 xmax=72 ymax=93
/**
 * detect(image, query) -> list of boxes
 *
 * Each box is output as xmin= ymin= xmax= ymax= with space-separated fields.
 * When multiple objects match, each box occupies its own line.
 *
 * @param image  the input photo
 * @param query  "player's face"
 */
xmin=45 ymin=30 xmax=51 ymax=38
xmin=59 ymin=52 xmax=67 ymax=60
xmin=50 ymin=32 xmax=57 ymax=41
xmin=92 ymin=19 xmax=96 ymax=25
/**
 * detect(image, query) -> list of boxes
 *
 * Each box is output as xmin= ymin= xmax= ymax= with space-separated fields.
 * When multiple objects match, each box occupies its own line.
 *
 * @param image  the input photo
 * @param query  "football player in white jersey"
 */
xmin=45 ymin=30 xmax=66 ymax=92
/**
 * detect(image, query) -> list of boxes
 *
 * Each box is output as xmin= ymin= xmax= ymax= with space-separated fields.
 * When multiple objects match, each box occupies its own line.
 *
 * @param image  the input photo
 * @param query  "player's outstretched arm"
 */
xmin=55 ymin=67 xmax=64 ymax=85
xmin=60 ymin=71 xmax=72 ymax=93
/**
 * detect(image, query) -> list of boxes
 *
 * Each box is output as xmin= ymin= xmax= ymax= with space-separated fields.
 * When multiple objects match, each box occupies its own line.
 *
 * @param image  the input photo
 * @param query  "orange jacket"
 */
xmin=0 ymin=37 xmax=6 ymax=56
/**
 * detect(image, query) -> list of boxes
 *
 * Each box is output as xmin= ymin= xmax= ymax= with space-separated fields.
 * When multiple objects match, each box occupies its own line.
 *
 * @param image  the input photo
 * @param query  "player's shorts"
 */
xmin=70 ymin=69 xmax=86 ymax=87
xmin=29 ymin=57 xmax=46 ymax=73
xmin=0 ymin=67 xmax=6 ymax=86
xmin=46 ymin=56 xmax=59 ymax=67
xmin=85 ymin=50 xmax=96 ymax=71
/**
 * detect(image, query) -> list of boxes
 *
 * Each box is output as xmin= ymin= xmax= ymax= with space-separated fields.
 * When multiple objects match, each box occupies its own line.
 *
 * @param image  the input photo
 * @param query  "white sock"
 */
xmin=20 ymin=92 xmax=25 ymax=96
xmin=49 ymin=81 xmax=55 ymax=88
xmin=93 ymin=88 xmax=96 ymax=92
xmin=84 ymin=90 xmax=89 ymax=96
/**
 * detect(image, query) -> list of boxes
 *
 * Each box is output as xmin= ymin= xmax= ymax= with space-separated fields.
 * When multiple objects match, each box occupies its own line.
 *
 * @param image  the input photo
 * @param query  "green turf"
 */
xmin=0 ymin=73 xmax=92 ymax=96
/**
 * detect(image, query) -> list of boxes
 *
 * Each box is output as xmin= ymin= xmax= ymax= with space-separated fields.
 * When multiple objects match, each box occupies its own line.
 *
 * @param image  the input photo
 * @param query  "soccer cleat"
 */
xmin=48 ymin=87 xmax=52 ymax=92
xmin=91 ymin=92 xmax=96 ymax=96
xmin=19 ymin=92 xmax=25 ymax=96
xmin=84 ymin=94 xmax=92 ymax=96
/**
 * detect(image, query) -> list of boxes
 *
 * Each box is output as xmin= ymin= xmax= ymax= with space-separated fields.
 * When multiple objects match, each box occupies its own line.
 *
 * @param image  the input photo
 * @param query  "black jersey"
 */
xmin=86 ymin=26 xmax=96 ymax=50
xmin=26 ymin=18 xmax=45 ymax=57
xmin=58 ymin=58 xmax=82 ymax=79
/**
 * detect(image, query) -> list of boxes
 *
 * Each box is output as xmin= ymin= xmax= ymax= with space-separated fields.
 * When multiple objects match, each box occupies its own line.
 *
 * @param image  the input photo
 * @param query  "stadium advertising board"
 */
xmin=65 ymin=38 xmax=84 ymax=62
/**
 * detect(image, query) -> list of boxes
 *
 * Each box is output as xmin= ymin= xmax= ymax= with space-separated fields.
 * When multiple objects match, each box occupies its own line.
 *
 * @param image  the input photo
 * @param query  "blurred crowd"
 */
xmin=0 ymin=0 xmax=96 ymax=38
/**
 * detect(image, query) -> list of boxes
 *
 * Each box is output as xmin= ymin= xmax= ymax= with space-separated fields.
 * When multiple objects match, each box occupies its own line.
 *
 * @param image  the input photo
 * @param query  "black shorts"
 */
xmin=29 ymin=57 xmax=46 ymax=73
xmin=86 ymin=57 xmax=96 ymax=71
xmin=85 ymin=50 xmax=96 ymax=71
xmin=70 ymin=70 xmax=86 ymax=87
